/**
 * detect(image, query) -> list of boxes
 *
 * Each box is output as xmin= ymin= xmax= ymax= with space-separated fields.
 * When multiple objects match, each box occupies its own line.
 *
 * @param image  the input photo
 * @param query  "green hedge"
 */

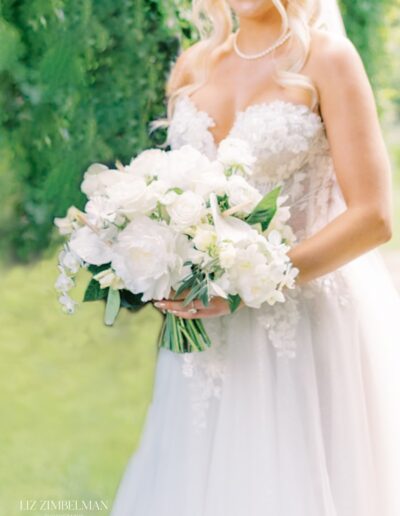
xmin=0 ymin=0 xmax=186 ymax=261
xmin=0 ymin=0 xmax=392 ymax=262
xmin=340 ymin=0 xmax=391 ymax=88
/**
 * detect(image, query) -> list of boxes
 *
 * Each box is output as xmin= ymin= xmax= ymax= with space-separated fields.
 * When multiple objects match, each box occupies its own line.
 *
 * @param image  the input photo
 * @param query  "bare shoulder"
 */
xmin=166 ymin=40 xmax=208 ymax=93
xmin=306 ymin=28 xmax=368 ymax=98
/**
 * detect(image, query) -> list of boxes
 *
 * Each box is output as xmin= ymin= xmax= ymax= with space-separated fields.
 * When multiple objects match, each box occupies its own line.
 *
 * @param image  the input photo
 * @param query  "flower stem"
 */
xmin=158 ymin=314 xmax=212 ymax=353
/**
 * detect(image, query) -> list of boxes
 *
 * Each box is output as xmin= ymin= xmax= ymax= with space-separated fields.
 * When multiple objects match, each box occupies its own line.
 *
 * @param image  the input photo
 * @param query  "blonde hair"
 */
xmin=150 ymin=0 xmax=323 ymax=140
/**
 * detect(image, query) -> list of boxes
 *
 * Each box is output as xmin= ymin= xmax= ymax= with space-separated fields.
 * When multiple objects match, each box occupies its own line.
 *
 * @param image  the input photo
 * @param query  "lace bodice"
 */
xmin=163 ymin=94 xmax=350 ymax=432
xmin=166 ymin=94 xmax=346 ymax=240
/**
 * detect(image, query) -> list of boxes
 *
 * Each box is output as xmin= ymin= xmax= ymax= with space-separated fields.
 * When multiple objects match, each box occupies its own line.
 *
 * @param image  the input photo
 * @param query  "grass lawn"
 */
xmin=0 ymin=254 xmax=162 ymax=515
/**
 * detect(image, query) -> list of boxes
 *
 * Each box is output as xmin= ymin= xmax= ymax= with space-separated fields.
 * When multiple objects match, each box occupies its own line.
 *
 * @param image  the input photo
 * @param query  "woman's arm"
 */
xmin=289 ymin=30 xmax=393 ymax=285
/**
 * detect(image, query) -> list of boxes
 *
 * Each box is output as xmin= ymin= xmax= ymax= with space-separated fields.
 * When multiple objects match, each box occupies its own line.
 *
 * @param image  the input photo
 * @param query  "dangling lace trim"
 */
xmin=256 ymin=290 xmax=301 ymax=359
xmin=255 ymin=267 xmax=351 ymax=358
xmin=304 ymin=268 xmax=351 ymax=308
xmin=180 ymin=316 xmax=230 ymax=433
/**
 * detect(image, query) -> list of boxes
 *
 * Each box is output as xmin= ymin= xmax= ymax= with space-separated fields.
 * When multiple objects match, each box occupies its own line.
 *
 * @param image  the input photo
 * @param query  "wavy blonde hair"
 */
xmin=150 ymin=0 xmax=323 ymax=140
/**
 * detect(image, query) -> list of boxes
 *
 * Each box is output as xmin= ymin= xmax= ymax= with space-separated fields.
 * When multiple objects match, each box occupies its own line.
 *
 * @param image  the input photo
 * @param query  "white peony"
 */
xmin=166 ymin=191 xmax=206 ymax=231
xmin=192 ymin=162 xmax=227 ymax=199
xmin=111 ymin=216 xmax=191 ymax=301
xmin=85 ymin=196 xmax=119 ymax=227
xmin=69 ymin=226 xmax=113 ymax=266
xmin=217 ymin=137 xmax=256 ymax=175
xmin=157 ymin=145 xmax=212 ymax=190
xmin=81 ymin=164 xmax=126 ymax=197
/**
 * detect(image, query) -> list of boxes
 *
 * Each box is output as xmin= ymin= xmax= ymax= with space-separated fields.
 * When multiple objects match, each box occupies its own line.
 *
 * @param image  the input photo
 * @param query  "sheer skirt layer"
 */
xmin=111 ymin=249 xmax=400 ymax=516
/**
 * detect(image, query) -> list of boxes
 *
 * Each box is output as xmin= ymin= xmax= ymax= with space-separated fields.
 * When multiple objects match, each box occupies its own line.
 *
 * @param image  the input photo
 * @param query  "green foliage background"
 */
xmin=0 ymin=0 xmax=183 ymax=261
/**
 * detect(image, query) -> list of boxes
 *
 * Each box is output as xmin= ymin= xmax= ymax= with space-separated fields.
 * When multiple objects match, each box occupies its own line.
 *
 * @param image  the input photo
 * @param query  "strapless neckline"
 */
xmin=181 ymin=93 xmax=324 ymax=149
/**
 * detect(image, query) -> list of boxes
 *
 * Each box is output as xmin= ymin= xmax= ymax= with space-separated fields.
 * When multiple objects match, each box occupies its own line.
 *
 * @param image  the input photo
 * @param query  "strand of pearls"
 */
xmin=233 ymin=29 xmax=291 ymax=60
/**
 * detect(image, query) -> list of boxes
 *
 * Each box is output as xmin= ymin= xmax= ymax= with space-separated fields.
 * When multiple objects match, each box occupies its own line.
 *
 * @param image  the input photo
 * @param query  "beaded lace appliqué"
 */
xmin=166 ymin=95 xmax=217 ymax=159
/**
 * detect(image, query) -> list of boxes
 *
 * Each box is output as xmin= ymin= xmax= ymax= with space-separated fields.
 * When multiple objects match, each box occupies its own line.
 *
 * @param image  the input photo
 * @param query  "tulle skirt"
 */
xmin=110 ymin=248 xmax=400 ymax=516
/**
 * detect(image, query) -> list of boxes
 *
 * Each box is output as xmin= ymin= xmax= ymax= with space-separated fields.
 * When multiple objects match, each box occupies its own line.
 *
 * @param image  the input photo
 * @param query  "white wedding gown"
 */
xmin=110 ymin=93 xmax=400 ymax=516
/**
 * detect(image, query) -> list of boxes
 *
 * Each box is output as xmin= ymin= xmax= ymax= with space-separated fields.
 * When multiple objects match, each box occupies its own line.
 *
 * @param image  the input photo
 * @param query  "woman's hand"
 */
xmin=152 ymin=289 xmax=244 ymax=319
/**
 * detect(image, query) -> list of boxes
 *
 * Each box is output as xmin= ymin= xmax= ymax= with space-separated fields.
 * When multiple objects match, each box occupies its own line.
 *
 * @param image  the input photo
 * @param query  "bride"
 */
xmin=111 ymin=1 xmax=400 ymax=515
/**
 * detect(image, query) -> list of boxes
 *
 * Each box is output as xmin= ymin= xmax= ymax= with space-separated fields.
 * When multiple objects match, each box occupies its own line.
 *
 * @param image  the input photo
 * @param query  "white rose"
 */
xmin=217 ymin=137 xmax=256 ymax=175
xmin=126 ymin=148 xmax=167 ymax=179
xmin=167 ymin=191 xmax=206 ymax=230
xmin=69 ymin=226 xmax=113 ymax=266
xmin=111 ymin=216 xmax=190 ymax=301
xmin=105 ymin=175 xmax=158 ymax=219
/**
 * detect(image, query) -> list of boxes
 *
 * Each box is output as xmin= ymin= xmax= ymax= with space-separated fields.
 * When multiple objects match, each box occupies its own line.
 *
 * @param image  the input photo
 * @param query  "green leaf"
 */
xmin=120 ymin=290 xmax=146 ymax=311
xmin=88 ymin=263 xmax=111 ymax=275
xmin=83 ymin=278 xmax=108 ymax=302
xmin=167 ymin=187 xmax=183 ymax=194
xmin=199 ymin=283 xmax=209 ymax=307
xmin=228 ymin=294 xmax=242 ymax=313
xmin=216 ymin=193 xmax=230 ymax=212
xmin=182 ymin=278 xmax=207 ymax=306
xmin=104 ymin=288 xmax=121 ymax=326
xmin=245 ymin=186 xmax=282 ymax=231
xmin=174 ymin=271 xmax=197 ymax=298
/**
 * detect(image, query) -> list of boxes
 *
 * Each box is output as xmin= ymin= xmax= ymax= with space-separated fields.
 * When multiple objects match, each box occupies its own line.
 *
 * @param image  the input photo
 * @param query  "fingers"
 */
xmin=164 ymin=309 xmax=205 ymax=320
xmin=153 ymin=299 xmax=203 ymax=311
xmin=168 ymin=287 xmax=191 ymax=301
xmin=152 ymin=297 xmax=234 ymax=319
xmin=153 ymin=299 xmax=207 ymax=319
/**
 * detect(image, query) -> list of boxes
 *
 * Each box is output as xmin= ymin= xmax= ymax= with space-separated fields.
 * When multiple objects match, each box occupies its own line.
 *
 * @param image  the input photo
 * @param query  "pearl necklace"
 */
xmin=233 ymin=29 xmax=291 ymax=60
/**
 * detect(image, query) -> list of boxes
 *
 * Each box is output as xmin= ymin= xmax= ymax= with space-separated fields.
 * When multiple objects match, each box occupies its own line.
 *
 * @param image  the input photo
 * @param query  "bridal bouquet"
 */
xmin=54 ymin=138 xmax=298 ymax=353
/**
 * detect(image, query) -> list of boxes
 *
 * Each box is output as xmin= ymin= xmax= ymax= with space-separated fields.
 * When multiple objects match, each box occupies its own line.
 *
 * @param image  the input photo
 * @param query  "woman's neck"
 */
xmin=236 ymin=8 xmax=285 ymax=54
